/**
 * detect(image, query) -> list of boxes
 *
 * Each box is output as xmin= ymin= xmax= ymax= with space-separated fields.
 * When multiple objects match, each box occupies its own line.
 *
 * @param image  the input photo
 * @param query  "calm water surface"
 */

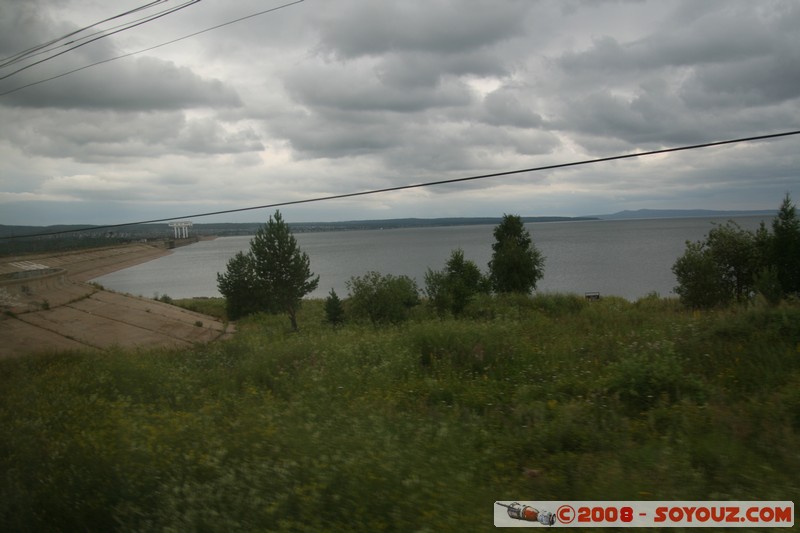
xmin=93 ymin=216 xmax=771 ymax=301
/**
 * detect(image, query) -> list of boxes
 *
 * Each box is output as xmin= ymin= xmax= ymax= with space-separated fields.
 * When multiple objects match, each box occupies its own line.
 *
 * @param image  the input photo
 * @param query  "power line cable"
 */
xmin=0 ymin=0 xmax=305 ymax=97
xmin=3 ymin=130 xmax=798 ymax=241
xmin=0 ymin=1 xmax=195 ymax=71
xmin=0 ymin=1 xmax=170 ymax=68
xmin=0 ymin=1 xmax=202 ymax=81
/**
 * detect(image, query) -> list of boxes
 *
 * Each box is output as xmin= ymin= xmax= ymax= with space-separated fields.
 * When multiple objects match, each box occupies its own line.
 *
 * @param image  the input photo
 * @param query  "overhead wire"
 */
xmin=0 ymin=1 xmax=192 ymax=70
xmin=2 ymin=130 xmax=798 ymax=241
xmin=0 ymin=0 xmax=202 ymax=82
xmin=0 ymin=1 xmax=170 ymax=68
xmin=0 ymin=0 xmax=305 ymax=97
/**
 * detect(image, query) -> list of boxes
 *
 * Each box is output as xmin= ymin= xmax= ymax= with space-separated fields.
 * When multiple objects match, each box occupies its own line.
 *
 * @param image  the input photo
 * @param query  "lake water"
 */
xmin=92 ymin=216 xmax=772 ymax=302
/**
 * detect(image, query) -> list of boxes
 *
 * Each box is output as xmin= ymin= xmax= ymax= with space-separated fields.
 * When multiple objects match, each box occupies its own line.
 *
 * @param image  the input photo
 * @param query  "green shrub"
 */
xmin=605 ymin=344 xmax=706 ymax=415
xmin=346 ymin=271 xmax=419 ymax=324
xmin=409 ymin=321 xmax=515 ymax=376
xmin=174 ymin=297 xmax=227 ymax=320
xmin=155 ymin=292 xmax=173 ymax=305
xmin=462 ymin=292 xmax=537 ymax=321
xmin=532 ymin=292 xmax=587 ymax=317
xmin=424 ymin=248 xmax=489 ymax=317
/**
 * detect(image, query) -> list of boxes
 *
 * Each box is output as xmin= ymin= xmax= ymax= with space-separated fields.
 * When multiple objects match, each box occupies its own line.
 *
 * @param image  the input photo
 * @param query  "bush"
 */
xmin=409 ymin=321 xmax=514 ymax=376
xmin=532 ymin=293 xmax=586 ymax=317
xmin=424 ymin=249 xmax=489 ymax=317
xmin=346 ymin=271 xmax=420 ymax=324
xmin=673 ymin=195 xmax=800 ymax=308
xmin=605 ymin=345 xmax=705 ymax=415
xmin=173 ymin=297 xmax=227 ymax=320
xmin=672 ymin=240 xmax=730 ymax=308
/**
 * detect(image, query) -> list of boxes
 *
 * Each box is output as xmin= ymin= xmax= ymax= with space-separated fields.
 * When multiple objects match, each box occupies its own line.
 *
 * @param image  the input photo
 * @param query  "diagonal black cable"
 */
xmin=3 ymin=130 xmax=798 ymax=241
xmin=0 ymin=1 xmax=201 ymax=81
xmin=0 ymin=0 xmax=305 ymax=97
xmin=0 ymin=2 xmax=189 ymax=68
xmin=0 ymin=1 xmax=170 ymax=68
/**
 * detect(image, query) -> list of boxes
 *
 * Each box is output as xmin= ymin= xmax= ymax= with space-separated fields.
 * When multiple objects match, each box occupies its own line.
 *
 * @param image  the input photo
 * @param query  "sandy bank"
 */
xmin=0 ymin=243 xmax=233 ymax=358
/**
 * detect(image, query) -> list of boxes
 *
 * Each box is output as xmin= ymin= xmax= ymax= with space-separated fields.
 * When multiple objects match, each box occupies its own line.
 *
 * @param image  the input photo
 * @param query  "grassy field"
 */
xmin=2 ymin=294 xmax=799 ymax=531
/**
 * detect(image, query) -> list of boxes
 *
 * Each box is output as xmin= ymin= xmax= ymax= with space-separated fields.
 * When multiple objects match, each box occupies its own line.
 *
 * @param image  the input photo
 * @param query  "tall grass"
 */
xmin=2 ymin=294 xmax=798 ymax=530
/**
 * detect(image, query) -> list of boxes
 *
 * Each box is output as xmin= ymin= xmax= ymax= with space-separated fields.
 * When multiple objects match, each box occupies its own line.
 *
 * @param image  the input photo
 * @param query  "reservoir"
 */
xmin=92 ymin=215 xmax=771 ymax=301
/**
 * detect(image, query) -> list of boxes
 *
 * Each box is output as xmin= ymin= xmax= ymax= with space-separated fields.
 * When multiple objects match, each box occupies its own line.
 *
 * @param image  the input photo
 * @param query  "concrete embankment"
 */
xmin=0 ymin=243 xmax=234 ymax=358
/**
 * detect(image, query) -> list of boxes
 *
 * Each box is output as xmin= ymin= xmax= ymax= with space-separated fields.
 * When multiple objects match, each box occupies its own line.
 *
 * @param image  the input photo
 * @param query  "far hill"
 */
xmin=595 ymin=208 xmax=776 ymax=220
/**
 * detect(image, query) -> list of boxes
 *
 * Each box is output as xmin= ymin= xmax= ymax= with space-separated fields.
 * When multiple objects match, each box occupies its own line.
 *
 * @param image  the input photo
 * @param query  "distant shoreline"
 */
xmin=1 ymin=209 xmax=776 ymax=242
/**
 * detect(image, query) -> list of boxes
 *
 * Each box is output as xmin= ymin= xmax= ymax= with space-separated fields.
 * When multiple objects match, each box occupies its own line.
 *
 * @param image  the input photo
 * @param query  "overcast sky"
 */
xmin=1 ymin=0 xmax=798 ymax=226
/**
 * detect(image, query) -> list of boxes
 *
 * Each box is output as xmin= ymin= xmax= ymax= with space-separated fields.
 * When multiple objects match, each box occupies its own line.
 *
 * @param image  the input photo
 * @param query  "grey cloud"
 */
xmin=175 ymin=119 xmax=263 ymax=155
xmin=3 ymin=108 xmax=261 ymax=162
xmin=2 ymin=56 xmax=241 ymax=111
xmin=555 ymin=83 xmax=704 ymax=147
xmin=681 ymin=52 xmax=800 ymax=108
xmin=376 ymin=49 xmax=510 ymax=88
xmin=369 ymin=120 xmax=559 ymax=179
xmin=481 ymin=88 xmax=543 ymax=128
xmin=268 ymin=109 xmax=403 ymax=159
xmin=284 ymin=62 xmax=472 ymax=113
xmin=3 ymin=0 xmax=800 ymax=226
xmin=313 ymin=0 xmax=530 ymax=59
xmin=1 ymin=108 xmax=180 ymax=160
xmin=0 ymin=1 xmax=241 ymax=111
xmin=558 ymin=3 xmax=779 ymax=75
xmin=548 ymin=0 xmax=800 ymax=150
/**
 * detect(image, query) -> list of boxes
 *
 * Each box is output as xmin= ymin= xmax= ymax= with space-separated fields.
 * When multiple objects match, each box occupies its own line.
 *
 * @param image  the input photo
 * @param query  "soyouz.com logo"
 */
xmin=493 ymin=501 xmax=794 ymax=527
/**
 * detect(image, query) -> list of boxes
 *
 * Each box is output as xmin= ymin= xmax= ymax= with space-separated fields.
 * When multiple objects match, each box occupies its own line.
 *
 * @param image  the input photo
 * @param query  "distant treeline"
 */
xmin=287 ymin=216 xmax=597 ymax=233
xmin=1 ymin=217 xmax=596 ymax=255
xmin=0 ymin=224 xmax=176 ymax=256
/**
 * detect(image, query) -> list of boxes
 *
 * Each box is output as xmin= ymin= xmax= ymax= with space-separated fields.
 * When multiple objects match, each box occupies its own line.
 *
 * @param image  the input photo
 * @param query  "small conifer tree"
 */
xmin=217 ymin=210 xmax=319 ymax=330
xmin=325 ymin=289 xmax=345 ymax=326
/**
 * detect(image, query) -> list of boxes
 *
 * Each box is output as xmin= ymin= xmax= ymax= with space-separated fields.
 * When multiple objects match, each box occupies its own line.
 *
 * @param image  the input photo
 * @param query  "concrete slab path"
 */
xmin=0 ymin=243 xmax=234 ymax=357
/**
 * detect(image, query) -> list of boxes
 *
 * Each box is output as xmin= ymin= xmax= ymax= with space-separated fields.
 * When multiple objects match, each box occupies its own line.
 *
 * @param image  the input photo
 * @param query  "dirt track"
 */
xmin=0 ymin=243 xmax=234 ymax=357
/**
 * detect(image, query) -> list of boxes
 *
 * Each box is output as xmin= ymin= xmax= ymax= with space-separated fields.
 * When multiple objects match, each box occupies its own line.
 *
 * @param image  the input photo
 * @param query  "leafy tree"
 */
xmin=346 ymin=271 xmax=419 ymax=324
xmin=673 ymin=195 xmax=800 ymax=308
xmin=705 ymin=221 xmax=759 ymax=302
xmin=424 ymin=248 xmax=489 ymax=316
xmin=488 ymin=214 xmax=545 ymax=294
xmin=769 ymin=193 xmax=800 ymax=295
xmin=217 ymin=211 xmax=319 ymax=330
xmin=324 ymin=289 xmax=345 ymax=326
xmin=672 ymin=240 xmax=730 ymax=308
xmin=673 ymin=222 xmax=759 ymax=308
xmin=753 ymin=265 xmax=783 ymax=306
